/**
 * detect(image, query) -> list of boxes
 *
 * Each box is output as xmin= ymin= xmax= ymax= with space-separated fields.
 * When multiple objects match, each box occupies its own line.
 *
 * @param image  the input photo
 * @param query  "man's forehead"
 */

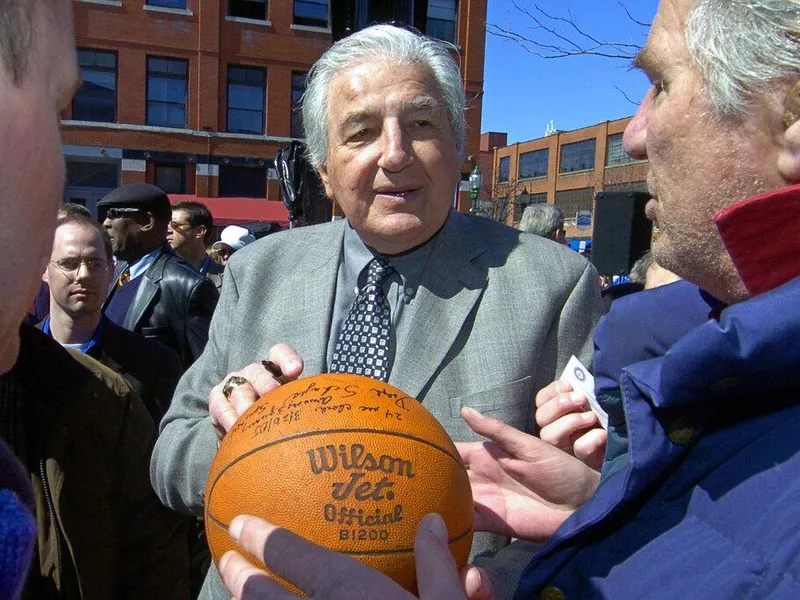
xmin=635 ymin=0 xmax=691 ymax=74
xmin=54 ymin=221 xmax=103 ymax=247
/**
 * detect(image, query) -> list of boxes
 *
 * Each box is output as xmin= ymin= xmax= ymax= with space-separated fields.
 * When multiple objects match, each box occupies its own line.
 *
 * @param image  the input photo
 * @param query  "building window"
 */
xmin=294 ymin=0 xmax=327 ymax=27
xmin=154 ymin=163 xmax=185 ymax=194
xmin=291 ymin=71 xmax=307 ymax=138
xmin=73 ymin=49 xmax=117 ymax=123
xmin=606 ymin=133 xmax=638 ymax=166
xmin=426 ymin=0 xmax=457 ymax=43
xmin=147 ymin=57 xmax=188 ymax=128
xmin=555 ymin=187 xmax=594 ymax=219
xmin=66 ymin=161 xmax=119 ymax=189
xmin=229 ymin=0 xmax=267 ymax=20
xmin=219 ymin=165 xmax=266 ymax=198
xmin=498 ymin=156 xmax=510 ymax=183
xmin=147 ymin=0 xmax=187 ymax=7
xmin=227 ymin=66 xmax=266 ymax=134
xmin=560 ymin=139 xmax=596 ymax=174
xmin=518 ymin=148 xmax=548 ymax=179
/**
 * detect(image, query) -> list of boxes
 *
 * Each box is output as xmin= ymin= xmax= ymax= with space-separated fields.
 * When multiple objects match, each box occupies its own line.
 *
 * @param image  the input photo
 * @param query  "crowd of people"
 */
xmin=1 ymin=0 xmax=799 ymax=598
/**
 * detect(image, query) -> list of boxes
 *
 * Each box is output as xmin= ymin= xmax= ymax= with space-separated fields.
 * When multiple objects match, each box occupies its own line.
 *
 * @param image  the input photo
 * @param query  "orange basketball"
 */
xmin=205 ymin=373 xmax=474 ymax=593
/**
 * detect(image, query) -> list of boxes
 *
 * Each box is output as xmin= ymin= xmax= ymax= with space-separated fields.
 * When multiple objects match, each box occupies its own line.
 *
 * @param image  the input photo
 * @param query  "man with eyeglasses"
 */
xmin=99 ymin=183 xmax=219 ymax=370
xmin=41 ymin=212 xmax=183 ymax=423
xmin=168 ymin=200 xmax=224 ymax=290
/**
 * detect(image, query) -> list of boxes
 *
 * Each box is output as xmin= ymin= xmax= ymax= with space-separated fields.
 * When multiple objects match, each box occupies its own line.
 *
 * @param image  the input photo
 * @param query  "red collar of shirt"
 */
xmin=715 ymin=184 xmax=800 ymax=297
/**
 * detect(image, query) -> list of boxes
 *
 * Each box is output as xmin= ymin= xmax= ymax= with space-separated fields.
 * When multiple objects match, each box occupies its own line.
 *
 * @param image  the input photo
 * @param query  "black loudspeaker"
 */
xmin=591 ymin=191 xmax=653 ymax=276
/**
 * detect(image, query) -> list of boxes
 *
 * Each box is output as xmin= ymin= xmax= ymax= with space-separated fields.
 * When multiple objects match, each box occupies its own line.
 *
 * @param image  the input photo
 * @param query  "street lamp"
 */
xmin=469 ymin=159 xmax=482 ymax=214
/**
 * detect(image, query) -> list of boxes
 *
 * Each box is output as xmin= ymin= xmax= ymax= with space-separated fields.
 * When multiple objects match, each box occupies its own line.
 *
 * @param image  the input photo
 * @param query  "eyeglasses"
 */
xmin=105 ymin=207 xmax=143 ymax=220
xmin=169 ymin=220 xmax=194 ymax=232
xmin=50 ymin=257 xmax=110 ymax=275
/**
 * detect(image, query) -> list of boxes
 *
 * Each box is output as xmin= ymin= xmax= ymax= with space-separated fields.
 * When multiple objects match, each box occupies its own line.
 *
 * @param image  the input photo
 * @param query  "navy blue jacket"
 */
xmin=515 ymin=275 xmax=800 ymax=598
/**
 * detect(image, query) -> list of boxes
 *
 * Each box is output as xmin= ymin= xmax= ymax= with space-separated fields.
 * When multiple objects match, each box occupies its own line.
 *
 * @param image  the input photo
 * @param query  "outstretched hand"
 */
xmin=219 ymin=514 xmax=495 ymax=600
xmin=456 ymin=407 xmax=600 ymax=542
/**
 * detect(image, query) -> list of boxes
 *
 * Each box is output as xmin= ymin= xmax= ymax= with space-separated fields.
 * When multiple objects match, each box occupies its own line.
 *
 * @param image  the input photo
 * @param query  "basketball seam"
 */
xmin=207 ymin=427 xmax=465 ymax=511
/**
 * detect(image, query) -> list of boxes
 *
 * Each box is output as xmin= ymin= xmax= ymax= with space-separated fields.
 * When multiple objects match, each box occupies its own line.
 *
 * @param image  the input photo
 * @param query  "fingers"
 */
xmin=573 ymin=428 xmax=608 ymax=471
xmin=268 ymin=344 xmax=304 ymax=380
xmin=219 ymin=550 xmax=294 ymax=599
xmin=461 ymin=566 xmax=494 ymax=600
xmin=534 ymin=379 xmax=573 ymax=408
xmin=535 ymin=389 xmax=589 ymax=429
xmin=227 ymin=515 xmax=409 ymax=598
xmin=209 ymin=344 xmax=304 ymax=437
xmin=209 ymin=372 xmax=259 ymax=435
xmin=539 ymin=411 xmax=598 ymax=454
xmin=414 ymin=514 xmax=467 ymax=599
xmin=460 ymin=407 xmax=539 ymax=459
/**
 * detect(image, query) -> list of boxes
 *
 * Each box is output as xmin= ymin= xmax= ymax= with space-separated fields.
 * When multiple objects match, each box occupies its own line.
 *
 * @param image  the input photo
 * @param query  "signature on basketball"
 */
xmin=370 ymin=387 xmax=412 ymax=411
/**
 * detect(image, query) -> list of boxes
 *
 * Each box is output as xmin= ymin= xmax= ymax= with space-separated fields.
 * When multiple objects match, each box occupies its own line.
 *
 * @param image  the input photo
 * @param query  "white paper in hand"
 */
xmin=560 ymin=355 xmax=608 ymax=430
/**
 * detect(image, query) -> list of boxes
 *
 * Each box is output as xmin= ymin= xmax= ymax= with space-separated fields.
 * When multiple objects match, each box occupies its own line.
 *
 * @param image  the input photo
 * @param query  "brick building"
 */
xmin=485 ymin=116 xmax=649 ymax=240
xmin=63 ymin=0 xmax=488 ymax=222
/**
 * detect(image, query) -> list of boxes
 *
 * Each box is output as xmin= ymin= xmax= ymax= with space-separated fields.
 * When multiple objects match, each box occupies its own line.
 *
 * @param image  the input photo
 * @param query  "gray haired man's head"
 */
xmin=519 ymin=204 xmax=566 ymax=242
xmin=301 ymin=24 xmax=466 ymax=169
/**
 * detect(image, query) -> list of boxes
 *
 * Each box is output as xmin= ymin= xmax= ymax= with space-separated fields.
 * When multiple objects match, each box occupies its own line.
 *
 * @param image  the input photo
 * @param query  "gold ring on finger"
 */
xmin=222 ymin=375 xmax=250 ymax=400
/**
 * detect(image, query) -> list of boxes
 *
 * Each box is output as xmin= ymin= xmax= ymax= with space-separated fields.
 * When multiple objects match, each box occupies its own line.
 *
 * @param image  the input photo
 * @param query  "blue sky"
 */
xmin=480 ymin=0 xmax=660 ymax=143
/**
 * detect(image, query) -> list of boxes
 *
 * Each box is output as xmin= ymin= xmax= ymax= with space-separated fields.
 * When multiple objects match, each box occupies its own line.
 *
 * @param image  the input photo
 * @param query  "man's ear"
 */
xmin=140 ymin=212 xmax=156 ymax=232
xmin=317 ymin=164 xmax=335 ymax=199
xmin=778 ymin=80 xmax=800 ymax=183
xmin=196 ymin=225 xmax=207 ymax=241
xmin=42 ymin=267 xmax=49 ymax=284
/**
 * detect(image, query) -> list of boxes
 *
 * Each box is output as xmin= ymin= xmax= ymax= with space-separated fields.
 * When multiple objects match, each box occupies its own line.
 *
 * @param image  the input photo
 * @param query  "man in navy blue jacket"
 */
xmin=214 ymin=1 xmax=800 ymax=598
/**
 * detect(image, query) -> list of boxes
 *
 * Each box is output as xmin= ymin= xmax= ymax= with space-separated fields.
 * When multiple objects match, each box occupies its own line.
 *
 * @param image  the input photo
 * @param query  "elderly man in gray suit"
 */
xmin=151 ymin=24 xmax=603 ymax=598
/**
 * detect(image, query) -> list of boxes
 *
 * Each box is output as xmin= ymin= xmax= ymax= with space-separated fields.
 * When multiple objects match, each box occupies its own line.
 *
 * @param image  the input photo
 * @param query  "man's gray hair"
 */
xmin=0 ymin=0 xmax=35 ymax=81
xmin=518 ymin=203 xmax=564 ymax=238
xmin=629 ymin=249 xmax=654 ymax=283
xmin=686 ymin=0 xmax=800 ymax=119
xmin=301 ymin=24 xmax=466 ymax=169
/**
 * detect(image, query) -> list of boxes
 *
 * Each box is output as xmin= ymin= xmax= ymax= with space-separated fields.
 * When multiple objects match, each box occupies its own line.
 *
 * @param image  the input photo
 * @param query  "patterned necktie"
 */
xmin=330 ymin=257 xmax=395 ymax=382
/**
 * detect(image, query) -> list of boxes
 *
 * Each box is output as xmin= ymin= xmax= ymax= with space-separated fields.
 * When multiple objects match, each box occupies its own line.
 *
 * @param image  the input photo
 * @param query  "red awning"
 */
xmin=169 ymin=195 xmax=290 ymax=226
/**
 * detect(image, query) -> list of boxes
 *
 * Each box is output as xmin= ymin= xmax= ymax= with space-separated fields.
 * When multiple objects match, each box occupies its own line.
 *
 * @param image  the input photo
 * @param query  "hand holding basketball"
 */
xmin=209 ymin=344 xmax=304 ymax=437
xmin=218 ymin=513 xmax=494 ymax=600
xmin=206 ymin=373 xmax=474 ymax=593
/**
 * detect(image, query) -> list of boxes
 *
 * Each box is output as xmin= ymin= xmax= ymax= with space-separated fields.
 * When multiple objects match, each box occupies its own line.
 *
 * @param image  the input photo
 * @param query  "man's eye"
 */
xmin=412 ymin=119 xmax=432 ymax=128
xmin=652 ymin=81 xmax=666 ymax=97
xmin=349 ymin=128 xmax=374 ymax=141
xmin=58 ymin=259 xmax=80 ymax=271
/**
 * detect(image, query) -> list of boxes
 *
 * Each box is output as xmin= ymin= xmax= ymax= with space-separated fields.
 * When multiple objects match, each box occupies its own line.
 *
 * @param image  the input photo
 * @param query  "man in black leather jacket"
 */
xmin=99 ymin=183 xmax=219 ymax=370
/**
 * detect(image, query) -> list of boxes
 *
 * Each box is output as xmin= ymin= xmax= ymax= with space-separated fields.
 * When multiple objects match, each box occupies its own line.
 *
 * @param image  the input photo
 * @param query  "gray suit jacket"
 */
xmin=151 ymin=211 xmax=603 ymax=598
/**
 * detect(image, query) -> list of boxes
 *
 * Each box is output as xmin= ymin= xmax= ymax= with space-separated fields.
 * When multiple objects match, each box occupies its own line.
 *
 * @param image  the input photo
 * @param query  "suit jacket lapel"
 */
xmin=270 ymin=221 xmax=346 ymax=375
xmin=389 ymin=212 xmax=488 ymax=400
xmin=123 ymin=251 xmax=165 ymax=331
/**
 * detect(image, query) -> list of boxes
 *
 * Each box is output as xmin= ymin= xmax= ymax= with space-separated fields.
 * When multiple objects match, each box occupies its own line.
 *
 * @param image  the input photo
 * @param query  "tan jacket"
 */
xmin=15 ymin=325 xmax=189 ymax=599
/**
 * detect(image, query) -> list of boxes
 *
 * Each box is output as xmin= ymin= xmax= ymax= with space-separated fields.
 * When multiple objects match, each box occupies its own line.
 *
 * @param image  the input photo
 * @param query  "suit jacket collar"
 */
xmin=107 ymin=245 xmax=173 ymax=331
xmin=388 ymin=211 xmax=489 ymax=399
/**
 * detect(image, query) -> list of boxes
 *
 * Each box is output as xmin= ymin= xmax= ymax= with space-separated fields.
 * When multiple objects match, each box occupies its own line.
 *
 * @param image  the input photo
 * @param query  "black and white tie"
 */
xmin=330 ymin=257 xmax=394 ymax=382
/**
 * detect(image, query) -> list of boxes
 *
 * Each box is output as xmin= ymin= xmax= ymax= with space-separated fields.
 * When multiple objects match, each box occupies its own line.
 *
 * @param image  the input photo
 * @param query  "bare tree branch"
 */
xmin=487 ymin=1 xmax=650 ymax=61
xmin=613 ymin=84 xmax=641 ymax=106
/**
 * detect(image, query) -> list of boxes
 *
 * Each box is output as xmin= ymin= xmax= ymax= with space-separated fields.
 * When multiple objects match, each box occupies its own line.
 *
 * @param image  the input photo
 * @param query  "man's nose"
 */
xmin=74 ymin=262 xmax=91 ymax=279
xmin=377 ymin=122 xmax=413 ymax=172
xmin=622 ymin=89 xmax=651 ymax=160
